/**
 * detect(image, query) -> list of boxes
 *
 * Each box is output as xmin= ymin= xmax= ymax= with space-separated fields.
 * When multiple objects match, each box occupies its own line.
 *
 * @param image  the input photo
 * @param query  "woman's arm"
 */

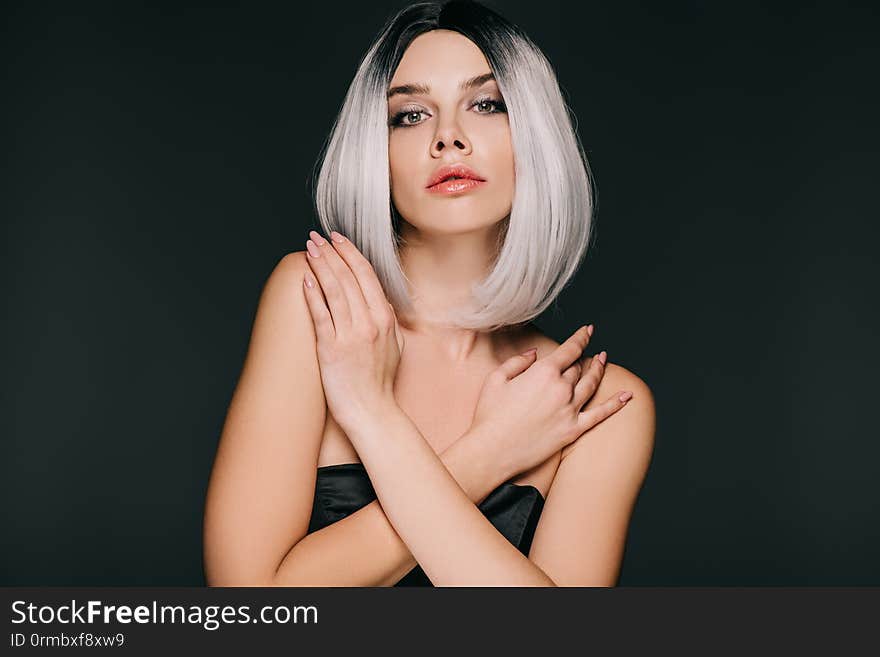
xmin=204 ymin=252 xmax=327 ymax=587
xmin=270 ymin=422 xmax=507 ymax=587
xmin=344 ymin=399 xmax=555 ymax=586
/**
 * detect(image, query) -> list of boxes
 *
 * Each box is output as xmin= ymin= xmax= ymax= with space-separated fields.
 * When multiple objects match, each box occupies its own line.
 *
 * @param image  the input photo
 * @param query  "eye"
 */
xmin=472 ymin=97 xmax=507 ymax=114
xmin=389 ymin=108 xmax=427 ymax=127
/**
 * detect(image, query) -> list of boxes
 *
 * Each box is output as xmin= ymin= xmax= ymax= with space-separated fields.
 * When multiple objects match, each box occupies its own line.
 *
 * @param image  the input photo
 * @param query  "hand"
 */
xmin=470 ymin=325 xmax=632 ymax=481
xmin=301 ymin=230 xmax=405 ymax=431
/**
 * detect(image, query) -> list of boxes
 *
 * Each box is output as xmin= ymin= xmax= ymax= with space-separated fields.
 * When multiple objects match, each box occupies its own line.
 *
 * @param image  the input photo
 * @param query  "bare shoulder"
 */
xmin=271 ymin=250 xmax=310 ymax=285
xmin=245 ymin=249 xmax=316 ymax=362
xmin=564 ymin=356 xmax=656 ymax=460
xmin=597 ymin=362 xmax=655 ymax=409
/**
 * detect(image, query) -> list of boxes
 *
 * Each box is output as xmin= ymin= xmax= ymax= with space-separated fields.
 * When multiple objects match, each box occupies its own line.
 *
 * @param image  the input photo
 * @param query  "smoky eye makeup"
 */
xmin=387 ymin=93 xmax=508 ymax=128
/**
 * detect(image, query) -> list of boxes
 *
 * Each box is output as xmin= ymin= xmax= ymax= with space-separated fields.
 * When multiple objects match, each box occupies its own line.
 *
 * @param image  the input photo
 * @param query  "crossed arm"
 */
xmin=270 ymin=420 xmax=513 ymax=587
xmin=330 ymin=400 xmax=559 ymax=586
xmin=203 ymin=251 xmax=656 ymax=587
xmin=271 ymin=363 xmax=654 ymax=588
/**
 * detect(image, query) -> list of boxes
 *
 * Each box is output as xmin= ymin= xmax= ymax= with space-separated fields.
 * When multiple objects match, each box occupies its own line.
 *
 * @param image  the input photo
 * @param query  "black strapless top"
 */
xmin=307 ymin=462 xmax=545 ymax=586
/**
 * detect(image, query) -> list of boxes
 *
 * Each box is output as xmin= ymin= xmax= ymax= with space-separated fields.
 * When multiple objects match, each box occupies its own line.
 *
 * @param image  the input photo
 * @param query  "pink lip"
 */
xmin=425 ymin=163 xmax=486 ymax=189
xmin=426 ymin=178 xmax=487 ymax=195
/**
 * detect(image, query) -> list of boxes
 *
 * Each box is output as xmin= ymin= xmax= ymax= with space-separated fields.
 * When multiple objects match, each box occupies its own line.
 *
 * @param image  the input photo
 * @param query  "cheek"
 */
xmin=483 ymin=124 xmax=514 ymax=169
xmin=486 ymin=130 xmax=516 ymax=190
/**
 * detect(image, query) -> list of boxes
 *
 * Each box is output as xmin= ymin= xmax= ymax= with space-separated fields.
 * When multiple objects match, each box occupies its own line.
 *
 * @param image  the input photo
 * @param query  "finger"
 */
xmin=496 ymin=348 xmax=538 ymax=380
xmin=302 ymin=268 xmax=336 ymax=339
xmin=310 ymin=230 xmax=373 ymax=328
xmin=561 ymin=359 xmax=582 ymax=386
xmin=544 ymin=325 xmax=592 ymax=372
xmin=572 ymin=351 xmax=606 ymax=409
xmin=306 ymin=236 xmax=353 ymax=330
xmin=576 ymin=389 xmax=634 ymax=433
xmin=327 ymin=231 xmax=393 ymax=318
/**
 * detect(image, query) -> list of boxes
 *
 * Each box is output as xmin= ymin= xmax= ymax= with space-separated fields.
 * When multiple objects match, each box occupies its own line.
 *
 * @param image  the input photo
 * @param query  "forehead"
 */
xmin=389 ymin=29 xmax=492 ymax=87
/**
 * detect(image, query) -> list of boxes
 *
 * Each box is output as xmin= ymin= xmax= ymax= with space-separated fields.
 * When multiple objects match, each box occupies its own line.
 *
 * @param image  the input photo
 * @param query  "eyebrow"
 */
xmin=387 ymin=72 xmax=496 ymax=99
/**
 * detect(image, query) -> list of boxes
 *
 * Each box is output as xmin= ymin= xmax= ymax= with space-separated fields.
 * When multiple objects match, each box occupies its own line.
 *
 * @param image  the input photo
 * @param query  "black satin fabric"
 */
xmin=307 ymin=462 xmax=546 ymax=586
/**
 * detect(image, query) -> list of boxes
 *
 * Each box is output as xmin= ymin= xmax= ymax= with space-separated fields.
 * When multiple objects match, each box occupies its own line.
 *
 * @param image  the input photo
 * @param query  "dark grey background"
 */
xmin=2 ymin=1 xmax=878 ymax=585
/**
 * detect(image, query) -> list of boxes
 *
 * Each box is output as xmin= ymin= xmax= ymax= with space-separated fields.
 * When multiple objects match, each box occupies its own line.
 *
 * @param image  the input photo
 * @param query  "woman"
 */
xmin=203 ymin=0 xmax=655 ymax=587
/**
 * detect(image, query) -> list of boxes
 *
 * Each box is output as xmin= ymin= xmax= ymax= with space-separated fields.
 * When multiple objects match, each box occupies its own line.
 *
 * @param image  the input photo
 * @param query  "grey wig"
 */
xmin=312 ymin=0 xmax=595 ymax=331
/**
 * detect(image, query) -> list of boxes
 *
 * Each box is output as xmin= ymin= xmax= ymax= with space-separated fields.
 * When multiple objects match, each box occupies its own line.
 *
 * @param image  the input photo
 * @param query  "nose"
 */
xmin=430 ymin=123 xmax=472 ymax=157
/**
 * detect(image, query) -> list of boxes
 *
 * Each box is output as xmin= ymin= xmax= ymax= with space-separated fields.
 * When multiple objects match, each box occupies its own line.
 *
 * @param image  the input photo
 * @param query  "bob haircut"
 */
xmin=312 ymin=0 xmax=595 ymax=331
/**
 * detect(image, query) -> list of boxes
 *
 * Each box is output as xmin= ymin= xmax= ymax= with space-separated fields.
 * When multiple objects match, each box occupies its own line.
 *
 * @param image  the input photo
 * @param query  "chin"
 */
xmin=416 ymin=213 xmax=504 ymax=233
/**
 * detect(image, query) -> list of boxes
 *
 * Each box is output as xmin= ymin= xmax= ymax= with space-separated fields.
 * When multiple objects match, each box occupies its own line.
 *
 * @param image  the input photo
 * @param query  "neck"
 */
xmin=395 ymin=221 xmax=503 ymax=362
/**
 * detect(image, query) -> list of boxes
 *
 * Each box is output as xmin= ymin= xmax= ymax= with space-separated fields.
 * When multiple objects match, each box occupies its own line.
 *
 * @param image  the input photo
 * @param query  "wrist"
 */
xmin=335 ymin=393 xmax=402 ymax=438
xmin=441 ymin=424 xmax=512 ymax=503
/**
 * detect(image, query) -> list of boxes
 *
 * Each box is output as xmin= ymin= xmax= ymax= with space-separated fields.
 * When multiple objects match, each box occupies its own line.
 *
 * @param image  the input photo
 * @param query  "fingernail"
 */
xmin=330 ymin=231 xmax=345 ymax=244
xmin=587 ymin=324 xmax=594 ymax=337
xmin=309 ymin=230 xmax=326 ymax=246
xmin=619 ymin=391 xmax=633 ymax=403
xmin=521 ymin=347 xmax=537 ymax=356
xmin=303 ymin=272 xmax=315 ymax=288
xmin=598 ymin=351 xmax=607 ymax=365
xmin=306 ymin=240 xmax=321 ymax=257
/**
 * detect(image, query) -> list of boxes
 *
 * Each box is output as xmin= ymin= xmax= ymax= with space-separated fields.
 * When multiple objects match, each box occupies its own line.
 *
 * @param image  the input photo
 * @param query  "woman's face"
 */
xmin=387 ymin=29 xmax=515 ymax=237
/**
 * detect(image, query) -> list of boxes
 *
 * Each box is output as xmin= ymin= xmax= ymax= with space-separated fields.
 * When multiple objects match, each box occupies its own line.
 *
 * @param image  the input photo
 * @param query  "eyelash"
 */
xmin=389 ymin=96 xmax=507 ymax=128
